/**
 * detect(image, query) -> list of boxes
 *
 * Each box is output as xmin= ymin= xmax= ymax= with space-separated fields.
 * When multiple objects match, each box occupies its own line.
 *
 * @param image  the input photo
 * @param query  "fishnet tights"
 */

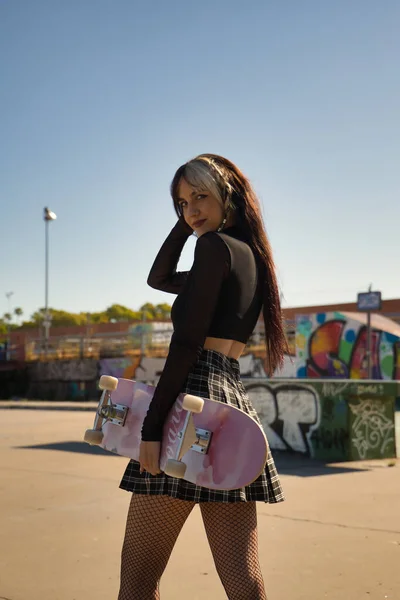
xmin=118 ymin=494 xmax=267 ymax=600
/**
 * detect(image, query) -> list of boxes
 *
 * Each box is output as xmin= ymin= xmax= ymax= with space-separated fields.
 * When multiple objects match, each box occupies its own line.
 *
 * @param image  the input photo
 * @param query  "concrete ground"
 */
xmin=0 ymin=405 xmax=399 ymax=600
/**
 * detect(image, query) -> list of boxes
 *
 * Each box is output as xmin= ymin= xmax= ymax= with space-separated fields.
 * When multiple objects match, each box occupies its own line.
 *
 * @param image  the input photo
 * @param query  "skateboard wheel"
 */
xmin=99 ymin=375 xmax=118 ymax=391
xmin=164 ymin=459 xmax=187 ymax=479
xmin=182 ymin=394 xmax=204 ymax=414
xmin=84 ymin=429 xmax=104 ymax=445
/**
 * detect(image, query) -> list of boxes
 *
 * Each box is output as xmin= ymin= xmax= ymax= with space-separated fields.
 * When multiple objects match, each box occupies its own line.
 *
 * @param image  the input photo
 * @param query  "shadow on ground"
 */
xmin=273 ymin=451 xmax=370 ymax=477
xmin=15 ymin=441 xmax=117 ymax=456
xmin=14 ymin=443 xmax=370 ymax=476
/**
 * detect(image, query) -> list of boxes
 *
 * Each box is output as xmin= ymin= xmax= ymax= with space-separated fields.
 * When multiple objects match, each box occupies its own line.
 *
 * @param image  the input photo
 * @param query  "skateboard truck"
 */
xmin=84 ymin=376 xmax=128 ymax=446
xmin=191 ymin=428 xmax=212 ymax=454
xmin=177 ymin=426 xmax=212 ymax=455
xmin=98 ymin=400 xmax=128 ymax=426
xmin=96 ymin=391 xmax=128 ymax=426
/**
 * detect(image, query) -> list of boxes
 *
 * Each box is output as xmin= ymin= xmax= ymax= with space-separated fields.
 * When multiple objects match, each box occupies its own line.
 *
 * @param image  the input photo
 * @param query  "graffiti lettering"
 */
xmin=350 ymin=398 xmax=395 ymax=459
xmin=356 ymin=384 xmax=384 ymax=396
xmin=310 ymin=426 xmax=348 ymax=453
xmin=245 ymin=383 xmax=320 ymax=455
xmin=308 ymin=320 xmax=348 ymax=377
xmin=296 ymin=313 xmax=400 ymax=381
xmin=321 ymin=382 xmax=350 ymax=398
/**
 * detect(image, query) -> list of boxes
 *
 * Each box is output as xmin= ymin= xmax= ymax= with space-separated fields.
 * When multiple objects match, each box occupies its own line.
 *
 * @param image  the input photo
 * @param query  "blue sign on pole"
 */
xmin=357 ymin=291 xmax=382 ymax=311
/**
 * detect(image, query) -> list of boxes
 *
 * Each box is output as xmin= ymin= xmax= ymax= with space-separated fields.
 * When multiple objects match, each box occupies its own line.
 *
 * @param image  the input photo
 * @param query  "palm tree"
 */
xmin=14 ymin=307 xmax=23 ymax=326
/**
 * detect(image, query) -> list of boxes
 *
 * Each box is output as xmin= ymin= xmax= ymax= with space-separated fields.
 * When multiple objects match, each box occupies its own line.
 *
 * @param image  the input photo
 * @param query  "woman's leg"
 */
xmin=118 ymin=494 xmax=195 ymax=600
xmin=200 ymin=501 xmax=267 ymax=600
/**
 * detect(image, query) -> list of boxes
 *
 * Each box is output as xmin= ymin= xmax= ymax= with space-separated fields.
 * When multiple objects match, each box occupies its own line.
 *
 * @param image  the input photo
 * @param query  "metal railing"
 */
xmin=1 ymin=326 xmax=295 ymax=363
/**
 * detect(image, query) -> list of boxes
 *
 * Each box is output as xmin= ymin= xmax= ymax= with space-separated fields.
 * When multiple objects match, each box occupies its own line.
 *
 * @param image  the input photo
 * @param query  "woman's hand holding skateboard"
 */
xmin=139 ymin=441 xmax=162 ymax=475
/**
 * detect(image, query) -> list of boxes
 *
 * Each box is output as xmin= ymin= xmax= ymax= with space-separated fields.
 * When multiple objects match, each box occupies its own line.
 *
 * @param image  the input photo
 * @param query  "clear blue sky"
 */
xmin=1 ymin=0 xmax=399 ymax=321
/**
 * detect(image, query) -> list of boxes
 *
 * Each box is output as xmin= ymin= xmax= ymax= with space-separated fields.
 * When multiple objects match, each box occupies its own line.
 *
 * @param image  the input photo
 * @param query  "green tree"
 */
xmin=30 ymin=308 xmax=48 ymax=326
xmin=105 ymin=304 xmax=141 ymax=322
xmin=29 ymin=308 xmax=82 ymax=327
xmin=139 ymin=303 xmax=156 ymax=320
xmin=0 ymin=319 xmax=7 ymax=336
xmin=154 ymin=303 xmax=171 ymax=320
xmin=89 ymin=311 xmax=111 ymax=324
xmin=0 ymin=313 xmax=18 ymax=337
xmin=5 ymin=302 xmax=172 ymax=331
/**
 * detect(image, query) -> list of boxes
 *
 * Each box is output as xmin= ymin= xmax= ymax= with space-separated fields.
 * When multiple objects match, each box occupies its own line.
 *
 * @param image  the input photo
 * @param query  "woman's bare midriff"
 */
xmin=203 ymin=337 xmax=246 ymax=360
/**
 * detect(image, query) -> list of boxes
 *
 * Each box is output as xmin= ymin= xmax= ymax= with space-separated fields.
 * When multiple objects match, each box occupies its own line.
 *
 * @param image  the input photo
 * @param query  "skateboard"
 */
xmin=84 ymin=376 xmax=268 ymax=490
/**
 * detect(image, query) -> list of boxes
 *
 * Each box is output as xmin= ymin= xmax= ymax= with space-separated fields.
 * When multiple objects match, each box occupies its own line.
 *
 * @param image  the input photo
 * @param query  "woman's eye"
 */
xmin=179 ymin=201 xmax=187 ymax=209
xmin=197 ymin=194 xmax=207 ymax=200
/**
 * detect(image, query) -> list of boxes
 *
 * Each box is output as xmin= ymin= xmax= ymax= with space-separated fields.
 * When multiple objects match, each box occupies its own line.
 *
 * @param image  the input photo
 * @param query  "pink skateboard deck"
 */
xmin=84 ymin=377 xmax=268 ymax=490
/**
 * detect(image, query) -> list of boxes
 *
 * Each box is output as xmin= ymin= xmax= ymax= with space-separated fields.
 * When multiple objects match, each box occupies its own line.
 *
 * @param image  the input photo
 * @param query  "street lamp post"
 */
xmin=5 ymin=291 xmax=14 ymax=361
xmin=140 ymin=309 xmax=146 ymax=355
xmin=43 ymin=207 xmax=57 ymax=358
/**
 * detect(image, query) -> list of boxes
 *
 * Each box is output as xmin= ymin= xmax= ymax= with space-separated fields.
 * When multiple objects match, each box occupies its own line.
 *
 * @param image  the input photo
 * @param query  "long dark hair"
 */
xmin=170 ymin=153 xmax=288 ymax=375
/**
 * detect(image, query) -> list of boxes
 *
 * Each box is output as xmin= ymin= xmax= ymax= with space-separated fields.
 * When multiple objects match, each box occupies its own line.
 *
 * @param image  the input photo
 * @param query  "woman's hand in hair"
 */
xmin=178 ymin=215 xmax=194 ymax=236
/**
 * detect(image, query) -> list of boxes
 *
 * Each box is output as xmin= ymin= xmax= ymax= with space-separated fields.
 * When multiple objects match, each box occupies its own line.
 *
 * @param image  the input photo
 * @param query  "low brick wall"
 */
xmin=243 ymin=378 xmax=399 ymax=461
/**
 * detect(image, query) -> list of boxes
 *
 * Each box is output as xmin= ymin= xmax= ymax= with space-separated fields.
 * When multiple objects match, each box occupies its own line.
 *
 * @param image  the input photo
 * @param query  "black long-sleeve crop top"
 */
xmin=141 ymin=219 xmax=263 ymax=441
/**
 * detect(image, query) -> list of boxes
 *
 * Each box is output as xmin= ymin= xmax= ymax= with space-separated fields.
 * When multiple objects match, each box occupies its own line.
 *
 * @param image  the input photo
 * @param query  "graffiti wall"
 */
xmin=4 ymin=355 xmax=398 ymax=460
xmin=245 ymin=378 xmax=398 ymax=461
xmin=296 ymin=312 xmax=400 ymax=380
xmin=99 ymin=357 xmax=140 ymax=380
xmin=99 ymin=356 xmax=165 ymax=382
xmin=98 ymin=355 xmax=398 ymax=461
xmin=27 ymin=359 xmax=99 ymax=401
xmin=99 ymin=352 xmax=295 ymax=383
xmin=30 ymin=359 xmax=98 ymax=381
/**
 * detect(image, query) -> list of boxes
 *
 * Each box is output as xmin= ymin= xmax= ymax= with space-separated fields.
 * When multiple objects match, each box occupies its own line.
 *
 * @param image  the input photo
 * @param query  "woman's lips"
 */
xmin=193 ymin=219 xmax=206 ymax=228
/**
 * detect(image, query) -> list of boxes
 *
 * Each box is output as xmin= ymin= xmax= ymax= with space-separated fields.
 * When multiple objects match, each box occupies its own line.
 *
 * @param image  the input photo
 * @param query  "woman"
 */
xmin=118 ymin=154 xmax=287 ymax=600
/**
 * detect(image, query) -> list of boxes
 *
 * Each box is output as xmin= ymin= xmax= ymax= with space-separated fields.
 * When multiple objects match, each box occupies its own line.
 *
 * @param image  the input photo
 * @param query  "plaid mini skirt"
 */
xmin=119 ymin=349 xmax=285 ymax=503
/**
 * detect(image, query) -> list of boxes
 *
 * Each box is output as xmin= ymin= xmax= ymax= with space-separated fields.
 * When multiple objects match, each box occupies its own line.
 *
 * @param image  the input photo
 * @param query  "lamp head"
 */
xmin=44 ymin=207 xmax=57 ymax=221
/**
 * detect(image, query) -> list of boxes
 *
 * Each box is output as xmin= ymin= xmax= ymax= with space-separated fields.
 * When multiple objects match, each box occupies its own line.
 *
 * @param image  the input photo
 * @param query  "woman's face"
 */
xmin=176 ymin=177 xmax=225 ymax=237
